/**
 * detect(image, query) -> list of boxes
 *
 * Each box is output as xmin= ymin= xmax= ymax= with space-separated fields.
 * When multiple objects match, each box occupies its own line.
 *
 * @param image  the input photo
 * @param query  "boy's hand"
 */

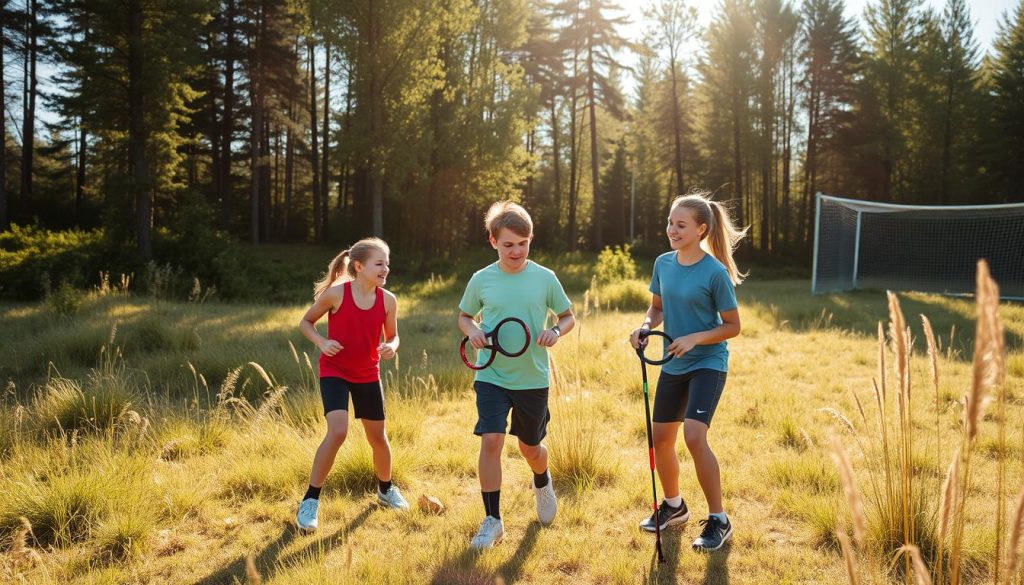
xmin=666 ymin=334 xmax=697 ymax=357
xmin=467 ymin=327 xmax=489 ymax=350
xmin=537 ymin=328 xmax=560 ymax=347
xmin=377 ymin=342 xmax=396 ymax=360
xmin=629 ymin=325 xmax=650 ymax=350
xmin=318 ymin=338 xmax=343 ymax=356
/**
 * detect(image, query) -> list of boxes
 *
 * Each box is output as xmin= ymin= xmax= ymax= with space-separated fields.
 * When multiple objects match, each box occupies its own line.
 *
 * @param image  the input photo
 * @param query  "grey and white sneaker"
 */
xmin=532 ymin=472 xmax=557 ymax=525
xmin=470 ymin=516 xmax=504 ymax=549
xmin=377 ymin=485 xmax=410 ymax=510
xmin=692 ymin=515 xmax=732 ymax=551
xmin=639 ymin=499 xmax=689 ymax=532
xmin=296 ymin=498 xmax=319 ymax=532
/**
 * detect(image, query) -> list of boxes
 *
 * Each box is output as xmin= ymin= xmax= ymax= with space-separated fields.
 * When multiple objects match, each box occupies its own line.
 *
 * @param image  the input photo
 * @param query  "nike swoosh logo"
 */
xmin=696 ymin=410 xmax=707 ymax=414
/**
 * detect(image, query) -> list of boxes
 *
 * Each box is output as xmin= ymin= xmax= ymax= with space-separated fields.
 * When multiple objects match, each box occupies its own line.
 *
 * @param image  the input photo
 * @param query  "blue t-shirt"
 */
xmin=459 ymin=261 xmax=572 ymax=389
xmin=649 ymin=251 xmax=738 ymax=374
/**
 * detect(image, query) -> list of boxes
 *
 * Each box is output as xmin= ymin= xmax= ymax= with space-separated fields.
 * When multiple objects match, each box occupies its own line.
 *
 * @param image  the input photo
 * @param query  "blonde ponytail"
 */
xmin=314 ymin=250 xmax=351 ymax=299
xmin=669 ymin=191 xmax=748 ymax=285
xmin=706 ymin=200 xmax=747 ymax=285
xmin=313 ymin=237 xmax=391 ymax=299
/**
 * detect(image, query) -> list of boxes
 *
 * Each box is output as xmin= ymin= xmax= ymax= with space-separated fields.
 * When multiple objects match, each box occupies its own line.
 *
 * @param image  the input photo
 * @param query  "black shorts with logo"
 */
xmin=652 ymin=369 xmax=727 ymax=427
xmin=320 ymin=377 xmax=385 ymax=420
xmin=473 ymin=381 xmax=550 ymax=446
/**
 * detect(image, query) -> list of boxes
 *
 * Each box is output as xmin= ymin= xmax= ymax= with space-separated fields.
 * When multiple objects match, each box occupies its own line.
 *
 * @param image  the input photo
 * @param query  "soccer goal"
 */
xmin=811 ymin=193 xmax=1024 ymax=299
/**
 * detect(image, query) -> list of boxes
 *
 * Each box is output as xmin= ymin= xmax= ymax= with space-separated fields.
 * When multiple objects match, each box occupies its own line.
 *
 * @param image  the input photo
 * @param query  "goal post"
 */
xmin=811 ymin=193 xmax=1024 ymax=299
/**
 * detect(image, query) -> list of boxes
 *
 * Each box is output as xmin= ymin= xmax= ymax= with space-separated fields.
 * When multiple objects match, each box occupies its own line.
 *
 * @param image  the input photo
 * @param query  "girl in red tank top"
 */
xmin=296 ymin=238 xmax=409 ymax=532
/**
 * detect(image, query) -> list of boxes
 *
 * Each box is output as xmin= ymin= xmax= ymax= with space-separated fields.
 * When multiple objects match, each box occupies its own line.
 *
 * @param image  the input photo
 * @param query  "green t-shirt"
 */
xmin=459 ymin=260 xmax=572 ymax=389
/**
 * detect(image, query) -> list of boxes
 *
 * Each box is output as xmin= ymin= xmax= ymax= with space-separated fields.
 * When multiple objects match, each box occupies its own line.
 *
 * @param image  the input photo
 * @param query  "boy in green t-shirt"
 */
xmin=458 ymin=201 xmax=575 ymax=549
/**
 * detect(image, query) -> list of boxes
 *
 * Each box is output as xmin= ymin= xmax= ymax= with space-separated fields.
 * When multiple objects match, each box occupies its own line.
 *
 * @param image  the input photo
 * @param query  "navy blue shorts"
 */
xmin=473 ymin=381 xmax=550 ymax=446
xmin=320 ymin=377 xmax=385 ymax=420
xmin=652 ymin=369 xmax=726 ymax=427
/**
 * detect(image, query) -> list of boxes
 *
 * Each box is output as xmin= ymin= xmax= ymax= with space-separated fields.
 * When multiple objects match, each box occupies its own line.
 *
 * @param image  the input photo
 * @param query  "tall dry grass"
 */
xmin=836 ymin=260 xmax=1013 ymax=585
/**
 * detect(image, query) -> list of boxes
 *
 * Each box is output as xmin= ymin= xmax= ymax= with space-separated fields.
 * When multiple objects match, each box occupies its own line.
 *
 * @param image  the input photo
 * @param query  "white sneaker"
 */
xmin=296 ymin=498 xmax=319 ymax=532
xmin=377 ymin=485 xmax=410 ymax=510
xmin=532 ymin=472 xmax=557 ymax=525
xmin=470 ymin=516 xmax=504 ymax=549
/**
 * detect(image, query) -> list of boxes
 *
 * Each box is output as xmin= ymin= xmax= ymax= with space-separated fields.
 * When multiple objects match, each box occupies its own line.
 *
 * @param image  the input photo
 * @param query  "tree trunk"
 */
xmin=249 ymin=4 xmax=263 ymax=245
xmin=731 ymin=87 xmax=744 ymax=227
xmin=550 ymin=99 xmax=561 ymax=229
xmin=273 ymin=123 xmax=280 ymax=238
xmin=284 ymin=101 xmax=294 ymax=238
xmin=261 ymin=113 xmax=271 ymax=240
xmin=220 ymin=0 xmax=237 ymax=230
xmin=20 ymin=0 xmax=37 ymax=210
xmin=308 ymin=41 xmax=321 ymax=242
xmin=1 ymin=6 xmax=7 ymax=230
xmin=207 ymin=31 xmax=221 ymax=211
xmin=799 ymin=71 xmax=819 ymax=248
xmin=321 ymin=41 xmax=331 ymax=237
xmin=669 ymin=57 xmax=684 ymax=195
xmin=587 ymin=43 xmax=601 ymax=250
xmin=75 ymin=125 xmax=86 ymax=223
xmin=368 ymin=0 xmax=383 ymax=237
xmin=781 ymin=47 xmax=794 ymax=250
xmin=940 ymin=80 xmax=955 ymax=203
xmin=339 ymin=65 xmax=353 ymax=213
xmin=128 ymin=0 xmax=151 ymax=259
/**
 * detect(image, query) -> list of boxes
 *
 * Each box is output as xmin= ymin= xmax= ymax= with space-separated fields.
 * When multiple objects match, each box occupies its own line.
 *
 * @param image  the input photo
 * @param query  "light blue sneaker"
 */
xmin=377 ymin=485 xmax=410 ymax=510
xmin=296 ymin=498 xmax=319 ymax=532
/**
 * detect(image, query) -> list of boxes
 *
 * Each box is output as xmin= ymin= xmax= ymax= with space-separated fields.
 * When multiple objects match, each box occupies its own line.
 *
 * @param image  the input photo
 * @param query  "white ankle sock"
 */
xmin=664 ymin=495 xmax=683 ymax=508
xmin=710 ymin=511 xmax=728 ymax=524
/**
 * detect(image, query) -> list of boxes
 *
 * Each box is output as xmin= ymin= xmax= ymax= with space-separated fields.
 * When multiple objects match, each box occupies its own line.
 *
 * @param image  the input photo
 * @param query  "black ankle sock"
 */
xmin=304 ymin=485 xmax=321 ymax=501
xmin=482 ymin=490 xmax=501 ymax=519
xmin=533 ymin=469 xmax=549 ymax=489
xmin=378 ymin=479 xmax=392 ymax=494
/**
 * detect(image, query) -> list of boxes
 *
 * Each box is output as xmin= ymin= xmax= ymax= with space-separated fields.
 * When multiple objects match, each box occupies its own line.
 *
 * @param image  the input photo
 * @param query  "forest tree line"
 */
xmin=1 ymin=0 xmax=1023 ymax=261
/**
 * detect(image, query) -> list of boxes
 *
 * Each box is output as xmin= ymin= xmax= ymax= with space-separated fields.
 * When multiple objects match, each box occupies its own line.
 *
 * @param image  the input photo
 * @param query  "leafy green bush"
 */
xmin=0 ymin=224 xmax=108 ymax=300
xmin=46 ymin=281 xmax=85 ymax=316
xmin=593 ymin=244 xmax=637 ymax=284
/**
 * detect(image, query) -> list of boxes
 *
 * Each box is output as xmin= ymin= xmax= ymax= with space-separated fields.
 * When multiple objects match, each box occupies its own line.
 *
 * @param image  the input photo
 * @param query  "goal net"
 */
xmin=812 ymin=193 xmax=1024 ymax=299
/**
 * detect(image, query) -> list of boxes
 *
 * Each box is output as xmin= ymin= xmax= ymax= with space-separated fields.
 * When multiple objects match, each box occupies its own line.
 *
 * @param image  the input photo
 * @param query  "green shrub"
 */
xmin=46 ymin=281 xmax=85 ymax=316
xmin=593 ymin=245 xmax=637 ymax=284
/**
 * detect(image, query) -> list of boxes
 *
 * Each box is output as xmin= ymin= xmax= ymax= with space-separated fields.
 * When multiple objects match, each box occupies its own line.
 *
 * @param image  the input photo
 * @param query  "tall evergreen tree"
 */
xmin=987 ymin=0 xmax=1024 ymax=202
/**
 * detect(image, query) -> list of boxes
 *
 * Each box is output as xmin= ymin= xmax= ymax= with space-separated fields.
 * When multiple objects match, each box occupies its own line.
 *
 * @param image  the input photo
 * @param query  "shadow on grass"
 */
xmin=496 ymin=521 xmax=542 ymax=584
xmin=428 ymin=521 xmax=543 ymax=585
xmin=191 ymin=503 xmax=375 ymax=585
xmin=192 ymin=525 xmax=297 ymax=585
xmin=701 ymin=540 xmax=732 ymax=585
xmin=647 ymin=526 xmax=683 ymax=585
xmin=273 ymin=503 xmax=376 ymax=568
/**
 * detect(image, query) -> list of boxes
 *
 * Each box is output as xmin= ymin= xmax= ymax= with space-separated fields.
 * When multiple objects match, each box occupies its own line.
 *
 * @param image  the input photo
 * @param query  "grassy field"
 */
xmin=0 ymin=254 xmax=1022 ymax=584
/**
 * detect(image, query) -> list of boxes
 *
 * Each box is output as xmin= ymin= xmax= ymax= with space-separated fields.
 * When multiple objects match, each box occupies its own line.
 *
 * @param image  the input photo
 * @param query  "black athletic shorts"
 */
xmin=652 ymin=369 xmax=727 ymax=427
xmin=320 ymin=377 xmax=385 ymax=420
xmin=473 ymin=381 xmax=550 ymax=446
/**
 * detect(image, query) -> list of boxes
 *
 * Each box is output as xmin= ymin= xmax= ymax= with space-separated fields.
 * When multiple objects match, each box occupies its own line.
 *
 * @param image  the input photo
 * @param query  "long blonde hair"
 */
xmin=313 ymin=237 xmax=390 ymax=298
xmin=669 ymin=192 xmax=748 ymax=285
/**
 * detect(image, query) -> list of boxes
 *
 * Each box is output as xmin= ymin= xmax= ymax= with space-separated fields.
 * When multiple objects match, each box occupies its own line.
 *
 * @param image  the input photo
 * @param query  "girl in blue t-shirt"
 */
xmin=628 ymin=192 xmax=747 ymax=552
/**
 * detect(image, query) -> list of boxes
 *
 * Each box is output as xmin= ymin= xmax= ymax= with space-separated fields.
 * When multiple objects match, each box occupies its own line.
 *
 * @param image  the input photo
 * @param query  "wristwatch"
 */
xmin=551 ymin=325 xmax=561 ymax=336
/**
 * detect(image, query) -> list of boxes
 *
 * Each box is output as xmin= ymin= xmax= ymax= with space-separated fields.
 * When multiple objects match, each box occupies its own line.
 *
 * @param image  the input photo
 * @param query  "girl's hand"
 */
xmin=377 ymin=342 xmax=396 ymax=360
xmin=467 ymin=327 xmax=488 ymax=350
xmin=537 ymin=328 xmax=560 ymax=347
xmin=319 ymin=338 xmax=343 ymax=356
xmin=629 ymin=326 xmax=650 ymax=350
xmin=666 ymin=334 xmax=698 ymax=357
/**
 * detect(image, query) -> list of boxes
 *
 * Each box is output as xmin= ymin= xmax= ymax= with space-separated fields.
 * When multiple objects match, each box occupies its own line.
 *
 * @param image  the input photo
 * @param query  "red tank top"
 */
xmin=318 ymin=282 xmax=386 ymax=383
